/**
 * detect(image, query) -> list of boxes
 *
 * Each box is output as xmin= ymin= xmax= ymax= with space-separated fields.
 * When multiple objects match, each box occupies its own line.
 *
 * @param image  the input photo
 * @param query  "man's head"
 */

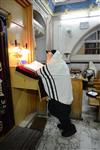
xmin=46 ymin=49 xmax=56 ymax=63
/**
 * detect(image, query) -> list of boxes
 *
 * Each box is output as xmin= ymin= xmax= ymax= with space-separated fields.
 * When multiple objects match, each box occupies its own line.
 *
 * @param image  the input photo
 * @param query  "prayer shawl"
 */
xmin=37 ymin=51 xmax=73 ymax=105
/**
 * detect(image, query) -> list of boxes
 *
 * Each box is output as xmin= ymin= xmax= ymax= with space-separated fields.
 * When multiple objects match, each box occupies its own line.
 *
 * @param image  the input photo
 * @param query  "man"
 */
xmin=37 ymin=50 xmax=76 ymax=137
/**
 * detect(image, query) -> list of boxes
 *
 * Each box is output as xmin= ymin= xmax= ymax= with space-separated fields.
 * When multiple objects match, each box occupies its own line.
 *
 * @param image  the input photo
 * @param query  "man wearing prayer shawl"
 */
xmin=37 ymin=50 xmax=76 ymax=137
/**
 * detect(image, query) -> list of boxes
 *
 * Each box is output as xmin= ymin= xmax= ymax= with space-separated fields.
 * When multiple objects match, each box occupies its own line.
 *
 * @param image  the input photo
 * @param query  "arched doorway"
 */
xmin=33 ymin=10 xmax=46 ymax=63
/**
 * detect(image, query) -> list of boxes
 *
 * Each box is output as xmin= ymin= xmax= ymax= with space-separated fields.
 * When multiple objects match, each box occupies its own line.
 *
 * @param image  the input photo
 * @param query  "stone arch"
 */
xmin=72 ymin=24 xmax=100 ymax=55
xmin=33 ymin=10 xmax=46 ymax=28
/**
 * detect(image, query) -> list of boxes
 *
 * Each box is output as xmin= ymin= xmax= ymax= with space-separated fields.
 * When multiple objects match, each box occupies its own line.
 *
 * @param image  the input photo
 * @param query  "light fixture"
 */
xmin=96 ymin=0 xmax=100 ymax=6
xmin=61 ymin=10 xmax=88 ymax=20
xmin=12 ymin=40 xmax=22 ymax=65
xmin=10 ymin=40 xmax=30 ymax=65
xmin=20 ymin=43 xmax=30 ymax=65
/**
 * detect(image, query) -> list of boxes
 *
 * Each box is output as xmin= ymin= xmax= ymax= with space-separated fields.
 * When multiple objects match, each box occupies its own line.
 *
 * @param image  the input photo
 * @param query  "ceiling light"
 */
xmin=54 ymin=0 xmax=86 ymax=4
xmin=61 ymin=11 xmax=88 ymax=20
xmin=96 ymin=0 xmax=100 ymax=5
xmin=54 ymin=0 xmax=66 ymax=2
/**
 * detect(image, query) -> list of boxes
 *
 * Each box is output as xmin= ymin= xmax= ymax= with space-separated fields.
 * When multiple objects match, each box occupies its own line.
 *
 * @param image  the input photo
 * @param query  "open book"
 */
xmin=24 ymin=60 xmax=44 ymax=72
xmin=86 ymin=90 xmax=98 ymax=98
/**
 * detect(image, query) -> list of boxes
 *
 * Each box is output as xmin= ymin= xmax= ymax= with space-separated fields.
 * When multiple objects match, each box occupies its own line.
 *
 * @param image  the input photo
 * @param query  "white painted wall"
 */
xmin=69 ymin=63 xmax=100 ymax=72
xmin=52 ymin=9 xmax=100 ymax=62
xmin=33 ymin=5 xmax=100 ymax=71
xmin=53 ymin=16 xmax=100 ymax=53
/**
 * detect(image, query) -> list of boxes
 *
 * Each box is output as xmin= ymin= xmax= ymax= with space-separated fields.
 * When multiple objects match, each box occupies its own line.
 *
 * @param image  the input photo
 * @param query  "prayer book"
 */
xmin=24 ymin=61 xmax=44 ymax=72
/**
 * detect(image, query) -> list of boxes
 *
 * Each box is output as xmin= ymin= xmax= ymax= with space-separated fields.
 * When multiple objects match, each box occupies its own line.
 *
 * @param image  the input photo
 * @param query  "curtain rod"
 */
xmin=0 ymin=7 xmax=11 ymax=15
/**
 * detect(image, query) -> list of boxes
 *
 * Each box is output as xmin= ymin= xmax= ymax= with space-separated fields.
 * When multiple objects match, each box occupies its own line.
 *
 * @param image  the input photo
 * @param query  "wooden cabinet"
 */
xmin=10 ymin=68 xmax=38 ymax=90
xmin=10 ymin=67 xmax=47 ymax=125
xmin=71 ymin=78 xmax=83 ymax=120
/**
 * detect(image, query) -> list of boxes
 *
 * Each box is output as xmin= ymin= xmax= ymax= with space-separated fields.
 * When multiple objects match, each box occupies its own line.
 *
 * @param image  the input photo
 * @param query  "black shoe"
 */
xmin=62 ymin=124 xmax=77 ymax=137
xmin=57 ymin=124 xmax=63 ymax=130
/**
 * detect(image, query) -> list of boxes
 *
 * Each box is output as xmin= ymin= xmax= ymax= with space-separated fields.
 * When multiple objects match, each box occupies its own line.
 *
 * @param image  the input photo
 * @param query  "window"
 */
xmin=84 ymin=30 xmax=100 ymax=54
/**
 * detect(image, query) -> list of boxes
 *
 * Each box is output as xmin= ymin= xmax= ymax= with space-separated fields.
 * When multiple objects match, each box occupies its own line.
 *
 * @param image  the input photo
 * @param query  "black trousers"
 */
xmin=48 ymin=99 xmax=72 ymax=130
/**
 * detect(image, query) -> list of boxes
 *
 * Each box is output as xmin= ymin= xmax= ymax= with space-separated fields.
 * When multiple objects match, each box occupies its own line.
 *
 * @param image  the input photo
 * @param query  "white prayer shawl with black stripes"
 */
xmin=37 ymin=51 xmax=73 ymax=105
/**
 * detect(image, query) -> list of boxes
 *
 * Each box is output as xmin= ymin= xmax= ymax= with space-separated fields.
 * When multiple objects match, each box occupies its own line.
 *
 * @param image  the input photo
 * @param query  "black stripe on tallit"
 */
xmin=46 ymin=65 xmax=59 ymax=101
xmin=43 ymin=67 xmax=55 ymax=99
xmin=40 ymin=68 xmax=51 ymax=98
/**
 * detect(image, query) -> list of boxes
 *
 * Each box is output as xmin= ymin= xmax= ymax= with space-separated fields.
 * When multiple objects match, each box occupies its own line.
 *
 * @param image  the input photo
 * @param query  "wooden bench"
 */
xmin=88 ymin=79 xmax=100 ymax=122
xmin=88 ymin=96 xmax=100 ymax=122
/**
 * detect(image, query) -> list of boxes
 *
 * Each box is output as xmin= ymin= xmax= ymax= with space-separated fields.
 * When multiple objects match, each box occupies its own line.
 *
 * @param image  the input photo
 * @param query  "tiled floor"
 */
xmin=36 ymin=93 xmax=100 ymax=150
xmin=36 ymin=115 xmax=100 ymax=150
